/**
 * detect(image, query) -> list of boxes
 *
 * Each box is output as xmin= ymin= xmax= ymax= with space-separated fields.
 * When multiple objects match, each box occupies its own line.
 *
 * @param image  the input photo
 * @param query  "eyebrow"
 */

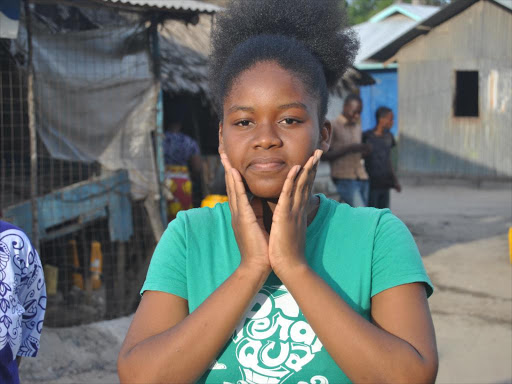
xmin=227 ymin=105 xmax=255 ymax=114
xmin=278 ymin=102 xmax=308 ymax=111
xmin=226 ymin=102 xmax=309 ymax=114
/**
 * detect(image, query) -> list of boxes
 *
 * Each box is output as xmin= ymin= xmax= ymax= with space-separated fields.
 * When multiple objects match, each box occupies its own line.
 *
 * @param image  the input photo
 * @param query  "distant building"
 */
xmin=353 ymin=3 xmax=439 ymax=134
xmin=369 ymin=0 xmax=512 ymax=179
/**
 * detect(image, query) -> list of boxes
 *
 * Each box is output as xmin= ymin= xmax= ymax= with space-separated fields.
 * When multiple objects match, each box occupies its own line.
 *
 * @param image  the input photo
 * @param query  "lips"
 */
xmin=248 ymin=157 xmax=286 ymax=172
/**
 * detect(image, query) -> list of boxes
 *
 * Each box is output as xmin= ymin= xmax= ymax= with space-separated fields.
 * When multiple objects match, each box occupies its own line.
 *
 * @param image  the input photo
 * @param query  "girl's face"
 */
xmin=219 ymin=61 xmax=331 ymax=199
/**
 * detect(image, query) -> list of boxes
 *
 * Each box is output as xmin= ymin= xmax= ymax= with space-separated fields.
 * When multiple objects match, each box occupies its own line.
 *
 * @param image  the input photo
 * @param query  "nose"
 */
xmin=253 ymin=122 xmax=283 ymax=150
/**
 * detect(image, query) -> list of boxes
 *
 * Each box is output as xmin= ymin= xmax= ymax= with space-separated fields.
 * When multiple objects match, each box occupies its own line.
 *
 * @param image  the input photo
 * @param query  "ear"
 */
xmin=319 ymin=119 xmax=332 ymax=152
xmin=218 ymin=121 xmax=224 ymax=154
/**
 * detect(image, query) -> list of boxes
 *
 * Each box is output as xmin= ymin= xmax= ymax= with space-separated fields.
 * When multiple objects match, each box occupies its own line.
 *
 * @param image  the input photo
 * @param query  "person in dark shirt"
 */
xmin=363 ymin=107 xmax=401 ymax=209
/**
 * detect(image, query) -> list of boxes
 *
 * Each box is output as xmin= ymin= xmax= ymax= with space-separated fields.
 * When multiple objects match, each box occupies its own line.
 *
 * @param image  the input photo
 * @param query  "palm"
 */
xmin=221 ymin=154 xmax=271 ymax=273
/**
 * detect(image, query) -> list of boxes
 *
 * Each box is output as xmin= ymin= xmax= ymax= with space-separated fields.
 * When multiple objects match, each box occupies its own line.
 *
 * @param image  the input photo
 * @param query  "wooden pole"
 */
xmin=24 ymin=1 xmax=39 ymax=250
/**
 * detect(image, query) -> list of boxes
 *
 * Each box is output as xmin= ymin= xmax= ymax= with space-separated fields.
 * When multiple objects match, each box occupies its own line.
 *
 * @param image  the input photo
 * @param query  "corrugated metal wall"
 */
xmin=396 ymin=0 xmax=512 ymax=178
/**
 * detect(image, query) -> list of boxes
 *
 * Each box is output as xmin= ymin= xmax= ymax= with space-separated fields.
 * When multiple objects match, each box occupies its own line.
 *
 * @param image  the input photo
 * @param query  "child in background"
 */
xmin=118 ymin=1 xmax=437 ymax=383
xmin=0 ymin=221 xmax=46 ymax=384
xmin=363 ymin=107 xmax=402 ymax=209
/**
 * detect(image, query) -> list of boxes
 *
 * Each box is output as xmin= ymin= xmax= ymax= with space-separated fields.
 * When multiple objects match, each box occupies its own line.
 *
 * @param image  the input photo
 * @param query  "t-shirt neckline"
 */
xmin=220 ymin=193 xmax=333 ymax=240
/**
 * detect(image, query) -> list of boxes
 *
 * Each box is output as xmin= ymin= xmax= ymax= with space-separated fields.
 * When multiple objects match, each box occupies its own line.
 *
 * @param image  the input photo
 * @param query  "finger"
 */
xmin=220 ymin=154 xmax=237 ymax=212
xmin=294 ymin=152 xmax=317 ymax=197
xmin=230 ymin=168 xmax=254 ymax=218
xmin=295 ymin=150 xmax=322 ymax=206
xmin=220 ymin=152 xmax=232 ymax=171
xmin=276 ymin=165 xmax=301 ymax=213
xmin=305 ymin=150 xmax=322 ymax=195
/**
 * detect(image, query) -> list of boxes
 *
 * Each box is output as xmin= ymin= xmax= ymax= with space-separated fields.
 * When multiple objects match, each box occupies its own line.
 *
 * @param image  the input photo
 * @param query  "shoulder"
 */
xmin=170 ymin=203 xmax=230 ymax=236
xmin=0 ymin=221 xmax=35 ymax=256
xmin=327 ymin=200 xmax=408 ymax=241
xmin=331 ymin=115 xmax=346 ymax=132
xmin=319 ymin=195 xmax=384 ymax=231
xmin=175 ymin=203 xmax=228 ymax=223
xmin=0 ymin=222 xmax=41 ymax=276
xmin=388 ymin=132 xmax=397 ymax=145
xmin=181 ymin=133 xmax=198 ymax=145
xmin=362 ymin=130 xmax=374 ymax=140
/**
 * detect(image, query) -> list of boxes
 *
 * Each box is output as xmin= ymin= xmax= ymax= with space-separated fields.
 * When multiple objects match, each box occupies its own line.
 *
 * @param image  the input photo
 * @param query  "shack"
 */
xmin=353 ymin=2 xmax=439 ymax=134
xmin=369 ymin=0 xmax=512 ymax=179
xmin=0 ymin=0 xmax=219 ymax=325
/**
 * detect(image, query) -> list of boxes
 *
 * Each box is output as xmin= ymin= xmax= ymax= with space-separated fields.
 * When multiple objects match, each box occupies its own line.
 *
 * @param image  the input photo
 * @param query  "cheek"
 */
xmin=222 ymin=137 xmax=244 ymax=168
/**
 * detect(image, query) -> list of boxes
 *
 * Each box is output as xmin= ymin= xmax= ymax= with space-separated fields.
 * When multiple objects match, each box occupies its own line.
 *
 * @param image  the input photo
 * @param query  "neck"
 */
xmin=375 ymin=124 xmax=386 ymax=135
xmin=255 ymin=195 xmax=320 ymax=233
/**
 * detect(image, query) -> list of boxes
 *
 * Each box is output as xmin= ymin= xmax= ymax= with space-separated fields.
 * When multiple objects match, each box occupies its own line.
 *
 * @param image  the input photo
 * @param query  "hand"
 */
xmin=268 ymin=150 xmax=322 ymax=278
xmin=360 ymin=143 xmax=372 ymax=156
xmin=220 ymin=153 xmax=271 ymax=276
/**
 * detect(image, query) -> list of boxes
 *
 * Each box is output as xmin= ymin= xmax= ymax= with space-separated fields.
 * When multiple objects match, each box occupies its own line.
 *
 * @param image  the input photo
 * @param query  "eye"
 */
xmin=235 ymin=120 xmax=252 ymax=127
xmin=280 ymin=118 xmax=301 ymax=125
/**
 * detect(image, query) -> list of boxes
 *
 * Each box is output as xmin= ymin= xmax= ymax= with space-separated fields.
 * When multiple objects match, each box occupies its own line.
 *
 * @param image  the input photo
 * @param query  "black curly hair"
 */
xmin=209 ymin=0 xmax=359 ymax=122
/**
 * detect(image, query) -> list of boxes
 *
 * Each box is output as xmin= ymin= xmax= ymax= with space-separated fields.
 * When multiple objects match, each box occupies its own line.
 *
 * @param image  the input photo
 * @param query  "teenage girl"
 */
xmin=118 ymin=1 xmax=438 ymax=383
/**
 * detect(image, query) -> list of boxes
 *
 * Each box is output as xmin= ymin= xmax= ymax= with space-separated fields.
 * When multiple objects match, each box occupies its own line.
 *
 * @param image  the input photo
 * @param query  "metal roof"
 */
xmin=97 ymin=0 xmax=220 ymax=13
xmin=354 ymin=4 xmax=439 ymax=65
xmin=370 ymin=3 xmax=440 ymax=23
xmin=369 ymin=0 xmax=512 ymax=62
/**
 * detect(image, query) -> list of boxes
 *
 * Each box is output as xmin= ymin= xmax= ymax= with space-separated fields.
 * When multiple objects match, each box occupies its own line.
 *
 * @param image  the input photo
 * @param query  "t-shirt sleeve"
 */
xmin=371 ymin=211 xmax=433 ymax=298
xmin=17 ymin=241 xmax=46 ymax=358
xmin=141 ymin=214 xmax=188 ymax=299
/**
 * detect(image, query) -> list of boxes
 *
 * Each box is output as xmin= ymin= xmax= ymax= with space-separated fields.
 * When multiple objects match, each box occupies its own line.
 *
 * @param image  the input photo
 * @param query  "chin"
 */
xmin=246 ymin=180 xmax=283 ymax=200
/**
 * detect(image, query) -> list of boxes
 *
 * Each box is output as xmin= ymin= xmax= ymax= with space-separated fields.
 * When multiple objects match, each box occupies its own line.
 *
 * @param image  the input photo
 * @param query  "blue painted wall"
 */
xmin=360 ymin=69 xmax=398 ymax=136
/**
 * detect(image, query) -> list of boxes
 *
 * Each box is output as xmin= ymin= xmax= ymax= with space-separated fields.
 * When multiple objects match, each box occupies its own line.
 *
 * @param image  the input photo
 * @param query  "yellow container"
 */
xmin=201 ymin=194 xmax=228 ymax=208
xmin=69 ymin=240 xmax=84 ymax=290
xmin=43 ymin=264 xmax=58 ymax=296
xmin=90 ymin=241 xmax=103 ymax=290
xmin=509 ymin=227 xmax=512 ymax=264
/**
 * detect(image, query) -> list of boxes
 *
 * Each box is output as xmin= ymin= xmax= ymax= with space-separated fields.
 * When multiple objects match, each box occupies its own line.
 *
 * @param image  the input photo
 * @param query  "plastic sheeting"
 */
xmin=30 ymin=25 xmax=158 ymax=199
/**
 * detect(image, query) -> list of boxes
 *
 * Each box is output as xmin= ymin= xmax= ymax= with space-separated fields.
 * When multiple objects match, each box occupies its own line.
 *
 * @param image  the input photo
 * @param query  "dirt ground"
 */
xmin=19 ymin=180 xmax=512 ymax=384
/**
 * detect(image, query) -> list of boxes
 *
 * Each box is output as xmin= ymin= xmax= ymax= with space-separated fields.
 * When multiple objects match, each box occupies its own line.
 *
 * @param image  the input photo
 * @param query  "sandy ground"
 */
xmin=19 ymin=181 xmax=512 ymax=384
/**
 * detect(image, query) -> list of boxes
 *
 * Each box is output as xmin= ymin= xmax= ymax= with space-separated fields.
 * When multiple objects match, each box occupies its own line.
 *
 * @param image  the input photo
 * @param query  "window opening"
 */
xmin=454 ymin=71 xmax=479 ymax=117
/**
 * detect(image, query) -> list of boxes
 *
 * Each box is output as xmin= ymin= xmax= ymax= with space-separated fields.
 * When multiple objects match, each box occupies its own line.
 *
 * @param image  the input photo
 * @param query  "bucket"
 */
xmin=201 ymin=194 xmax=228 ymax=208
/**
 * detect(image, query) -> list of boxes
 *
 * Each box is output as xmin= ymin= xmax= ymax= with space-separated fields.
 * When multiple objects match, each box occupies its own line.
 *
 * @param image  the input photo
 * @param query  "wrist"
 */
xmin=235 ymin=264 xmax=270 ymax=287
xmin=273 ymin=259 xmax=311 ymax=283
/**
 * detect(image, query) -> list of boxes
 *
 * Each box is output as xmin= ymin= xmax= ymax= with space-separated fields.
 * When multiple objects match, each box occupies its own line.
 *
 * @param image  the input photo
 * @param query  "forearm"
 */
xmin=322 ymin=145 xmax=355 ymax=161
xmin=278 ymin=265 xmax=435 ymax=383
xmin=119 ymin=267 xmax=268 ymax=383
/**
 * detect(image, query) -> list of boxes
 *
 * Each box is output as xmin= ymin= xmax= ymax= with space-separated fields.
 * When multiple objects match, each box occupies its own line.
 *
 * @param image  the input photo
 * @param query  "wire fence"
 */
xmin=0 ymin=4 xmax=161 ymax=327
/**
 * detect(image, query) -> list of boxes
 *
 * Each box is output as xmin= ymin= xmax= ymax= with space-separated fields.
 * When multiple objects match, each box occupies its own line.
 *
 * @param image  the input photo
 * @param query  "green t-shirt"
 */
xmin=141 ymin=194 xmax=433 ymax=384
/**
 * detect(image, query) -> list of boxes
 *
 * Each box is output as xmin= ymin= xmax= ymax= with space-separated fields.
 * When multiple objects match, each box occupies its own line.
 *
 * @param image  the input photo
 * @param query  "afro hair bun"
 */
xmin=209 ymin=0 xmax=359 ymax=90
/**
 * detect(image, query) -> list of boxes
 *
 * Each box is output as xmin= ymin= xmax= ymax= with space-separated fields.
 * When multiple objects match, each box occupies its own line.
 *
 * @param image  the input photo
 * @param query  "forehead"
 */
xmin=225 ymin=61 xmax=315 ymax=107
xmin=345 ymin=100 xmax=362 ymax=110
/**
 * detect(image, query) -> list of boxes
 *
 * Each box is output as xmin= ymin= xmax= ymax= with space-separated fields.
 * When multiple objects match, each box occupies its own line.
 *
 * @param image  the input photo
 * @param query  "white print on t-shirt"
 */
xmin=222 ymin=377 xmax=328 ymax=384
xmin=209 ymin=360 xmax=227 ymax=370
xmin=231 ymin=285 xmax=327 ymax=384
